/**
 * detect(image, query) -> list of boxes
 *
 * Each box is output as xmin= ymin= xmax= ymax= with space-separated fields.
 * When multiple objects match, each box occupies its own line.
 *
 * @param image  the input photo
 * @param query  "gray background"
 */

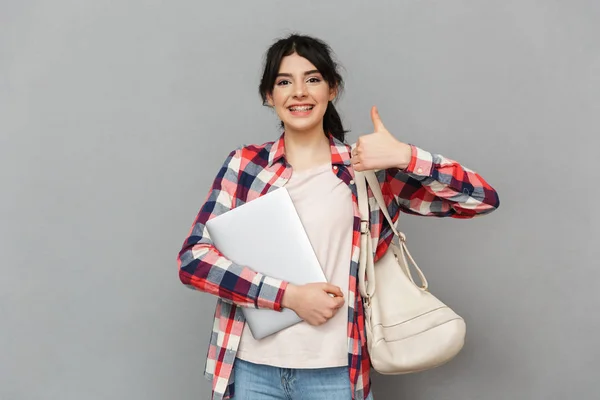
xmin=1 ymin=1 xmax=599 ymax=399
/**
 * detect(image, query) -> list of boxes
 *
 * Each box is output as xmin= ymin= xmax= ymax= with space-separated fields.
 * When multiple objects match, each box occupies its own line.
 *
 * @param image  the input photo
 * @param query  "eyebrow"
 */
xmin=276 ymin=69 xmax=321 ymax=78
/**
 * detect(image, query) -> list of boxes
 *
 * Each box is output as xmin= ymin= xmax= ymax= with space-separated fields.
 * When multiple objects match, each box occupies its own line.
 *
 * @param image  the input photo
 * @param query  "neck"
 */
xmin=283 ymin=126 xmax=331 ymax=171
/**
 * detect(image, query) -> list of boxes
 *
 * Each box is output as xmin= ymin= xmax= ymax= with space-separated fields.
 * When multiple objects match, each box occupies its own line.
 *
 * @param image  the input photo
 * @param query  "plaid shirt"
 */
xmin=177 ymin=133 xmax=499 ymax=400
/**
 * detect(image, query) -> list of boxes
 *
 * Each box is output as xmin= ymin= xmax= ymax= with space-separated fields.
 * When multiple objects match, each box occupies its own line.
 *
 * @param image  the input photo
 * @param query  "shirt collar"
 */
xmin=268 ymin=132 xmax=352 ymax=168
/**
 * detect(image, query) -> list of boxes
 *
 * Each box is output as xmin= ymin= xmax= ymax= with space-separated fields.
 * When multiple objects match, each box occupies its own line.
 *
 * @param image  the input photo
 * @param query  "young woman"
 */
xmin=177 ymin=34 xmax=499 ymax=400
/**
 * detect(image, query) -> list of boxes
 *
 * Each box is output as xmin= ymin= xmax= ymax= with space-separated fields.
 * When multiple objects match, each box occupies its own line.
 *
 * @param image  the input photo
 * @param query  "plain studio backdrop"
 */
xmin=1 ymin=1 xmax=598 ymax=399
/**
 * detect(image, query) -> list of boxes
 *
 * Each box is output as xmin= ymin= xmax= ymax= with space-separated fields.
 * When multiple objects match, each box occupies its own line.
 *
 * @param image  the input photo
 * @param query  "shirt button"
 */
xmin=417 ymin=167 xmax=423 ymax=174
xmin=350 ymin=180 xmax=355 ymax=184
xmin=333 ymin=166 xmax=338 ymax=170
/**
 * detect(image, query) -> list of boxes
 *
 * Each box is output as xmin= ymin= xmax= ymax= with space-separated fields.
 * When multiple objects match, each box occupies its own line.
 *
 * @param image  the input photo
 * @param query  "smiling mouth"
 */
xmin=288 ymin=105 xmax=314 ymax=112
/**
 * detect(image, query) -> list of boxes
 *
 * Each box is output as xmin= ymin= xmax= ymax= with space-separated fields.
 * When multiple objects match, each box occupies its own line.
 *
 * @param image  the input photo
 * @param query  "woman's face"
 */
xmin=267 ymin=53 xmax=336 ymax=135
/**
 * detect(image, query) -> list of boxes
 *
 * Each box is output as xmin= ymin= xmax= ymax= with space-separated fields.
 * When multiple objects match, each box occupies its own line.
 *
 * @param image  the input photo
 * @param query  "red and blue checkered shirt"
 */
xmin=177 ymin=133 xmax=499 ymax=400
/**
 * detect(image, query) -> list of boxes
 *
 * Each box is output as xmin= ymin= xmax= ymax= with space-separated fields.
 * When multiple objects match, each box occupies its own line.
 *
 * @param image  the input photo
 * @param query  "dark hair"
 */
xmin=259 ymin=34 xmax=347 ymax=143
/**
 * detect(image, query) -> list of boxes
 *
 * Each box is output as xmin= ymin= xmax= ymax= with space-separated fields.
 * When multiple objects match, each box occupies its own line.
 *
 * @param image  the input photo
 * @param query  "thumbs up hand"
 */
xmin=351 ymin=106 xmax=413 ymax=172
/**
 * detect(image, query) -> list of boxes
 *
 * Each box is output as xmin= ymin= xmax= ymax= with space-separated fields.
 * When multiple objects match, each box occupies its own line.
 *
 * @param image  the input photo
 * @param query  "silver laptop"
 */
xmin=205 ymin=187 xmax=327 ymax=339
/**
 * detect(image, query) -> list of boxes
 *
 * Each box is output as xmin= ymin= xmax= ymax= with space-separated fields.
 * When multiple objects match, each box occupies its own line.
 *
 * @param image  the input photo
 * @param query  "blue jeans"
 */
xmin=233 ymin=358 xmax=374 ymax=400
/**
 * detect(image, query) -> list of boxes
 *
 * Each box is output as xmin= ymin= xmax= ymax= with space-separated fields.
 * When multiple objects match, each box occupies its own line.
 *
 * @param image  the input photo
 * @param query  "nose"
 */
xmin=293 ymin=81 xmax=308 ymax=98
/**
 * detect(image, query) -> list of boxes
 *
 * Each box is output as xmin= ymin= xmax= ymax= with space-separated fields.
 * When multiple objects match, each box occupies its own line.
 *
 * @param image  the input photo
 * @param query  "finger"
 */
xmin=371 ymin=105 xmax=386 ymax=132
xmin=326 ymin=297 xmax=344 ymax=313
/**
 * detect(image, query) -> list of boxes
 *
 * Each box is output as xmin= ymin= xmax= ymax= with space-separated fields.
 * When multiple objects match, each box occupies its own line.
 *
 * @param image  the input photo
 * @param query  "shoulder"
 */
xmin=238 ymin=139 xmax=275 ymax=159
xmin=221 ymin=138 xmax=277 ymax=171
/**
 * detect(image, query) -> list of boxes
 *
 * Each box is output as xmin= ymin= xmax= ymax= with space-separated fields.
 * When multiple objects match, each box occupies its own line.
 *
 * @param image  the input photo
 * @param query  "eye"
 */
xmin=276 ymin=79 xmax=291 ymax=86
xmin=307 ymin=77 xmax=322 ymax=83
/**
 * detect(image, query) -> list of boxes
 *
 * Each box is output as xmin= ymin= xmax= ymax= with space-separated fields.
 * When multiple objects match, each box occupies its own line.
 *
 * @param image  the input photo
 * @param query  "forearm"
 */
xmin=386 ymin=145 xmax=500 ymax=218
xmin=178 ymin=241 xmax=288 ymax=311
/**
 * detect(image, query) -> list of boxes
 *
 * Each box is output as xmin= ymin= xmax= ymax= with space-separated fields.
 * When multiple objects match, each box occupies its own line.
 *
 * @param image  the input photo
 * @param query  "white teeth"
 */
xmin=289 ymin=106 xmax=313 ymax=111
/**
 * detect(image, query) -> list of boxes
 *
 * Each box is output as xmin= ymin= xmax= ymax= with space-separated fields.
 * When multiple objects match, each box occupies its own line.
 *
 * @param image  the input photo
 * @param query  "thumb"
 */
xmin=323 ymin=283 xmax=344 ymax=298
xmin=371 ymin=105 xmax=386 ymax=132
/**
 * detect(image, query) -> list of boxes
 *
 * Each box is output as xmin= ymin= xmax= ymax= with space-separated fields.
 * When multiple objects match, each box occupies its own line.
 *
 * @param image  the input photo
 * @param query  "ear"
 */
xmin=266 ymin=93 xmax=274 ymax=107
xmin=329 ymin=85 xmax=338 ymax=102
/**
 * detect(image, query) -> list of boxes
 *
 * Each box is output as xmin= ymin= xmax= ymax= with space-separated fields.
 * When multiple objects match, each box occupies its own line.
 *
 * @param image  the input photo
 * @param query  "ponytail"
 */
xmin=323 ymin=101 xmax=347 ymax=143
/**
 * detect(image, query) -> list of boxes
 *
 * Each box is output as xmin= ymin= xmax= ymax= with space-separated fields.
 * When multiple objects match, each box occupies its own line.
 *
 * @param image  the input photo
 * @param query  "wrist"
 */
xmin=282 ymin=283 xmax=299 ymax=310
xmin=396 ymin=143 xmax=412 ymax=170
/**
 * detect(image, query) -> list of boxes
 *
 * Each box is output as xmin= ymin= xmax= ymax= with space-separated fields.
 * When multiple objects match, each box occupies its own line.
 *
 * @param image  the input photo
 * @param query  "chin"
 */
xmin=283 ymin=121 xmax=321 ymax=134
xmin=281 ymin=114 xmax=326 ymax=134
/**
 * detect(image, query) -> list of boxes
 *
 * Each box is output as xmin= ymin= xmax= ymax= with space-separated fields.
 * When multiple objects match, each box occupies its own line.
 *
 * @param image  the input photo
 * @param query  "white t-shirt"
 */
xmin=236 ymin=163 xmax=354 ymax=368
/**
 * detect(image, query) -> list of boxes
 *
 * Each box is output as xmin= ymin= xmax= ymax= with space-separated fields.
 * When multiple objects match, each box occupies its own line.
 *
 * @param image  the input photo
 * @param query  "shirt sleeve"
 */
xmin=176 ymin=148 xmax=288 ymax=311
xmin=378 ymin=144 xmax=500 ymax=221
